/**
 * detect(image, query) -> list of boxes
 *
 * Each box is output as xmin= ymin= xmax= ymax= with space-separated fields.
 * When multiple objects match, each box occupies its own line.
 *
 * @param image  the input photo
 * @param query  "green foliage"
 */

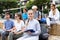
xmin=43 ymin=9 xmax=49 ymax=14
xmin=0 ymin=0 xmax=17 ymax=2
xmin=10 ymin=10 xmax=18 ymax=14
xmin=26 ymin=0 xmax=50 ymax=9
xmin=1 ymin=2 xmax=18 ymax=9
xmin=57 ymin=6 xmax=60 ymax=11
xmin=0 ymin=1 xmax=18 ymax=14
xmin=0 ymin=5 xmax=3 ymax=14
xmin=26 ymin=1 xmax=34 ymax=9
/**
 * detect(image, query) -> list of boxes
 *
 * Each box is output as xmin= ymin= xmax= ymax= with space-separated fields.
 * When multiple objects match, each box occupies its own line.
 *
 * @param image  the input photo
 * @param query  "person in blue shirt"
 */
xmin=22 ymin=8 xmax=28 ymax=22
xmin=1 ymin=12 xmax=15 ymax=40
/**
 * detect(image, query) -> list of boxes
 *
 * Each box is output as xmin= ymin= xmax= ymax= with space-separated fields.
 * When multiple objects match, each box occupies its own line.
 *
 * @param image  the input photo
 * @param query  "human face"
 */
xmin=32 ymin=8 xmax=37 ymax=12
xmin=50 ymin=4 xmax=55 ymax=10
xmin=23 ymin=9 xmax=26 ymax=13
xmin=28 ymin=11 xmax=34 ymax=20
xmin=15 ymin=14 xmax=18 ymax=19
xmin=5 ymin=14 xmax=10 ymax=20
xmin=15 ymin=15 xmax=20 ymax=20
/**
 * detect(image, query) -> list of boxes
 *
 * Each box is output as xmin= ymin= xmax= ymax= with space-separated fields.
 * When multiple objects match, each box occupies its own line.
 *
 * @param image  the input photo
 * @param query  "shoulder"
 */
xmin=4 ymin=20 xmax=7 ymax=23
xmin=20 ymin=20 xmax=24 ymax=23
xmin=37 ymin=11 xmax=41 ymax=13
xmin=33 ymin=19 xmax=39 ymax=23
xmin=56 ymin=8 xmax=59 ymax=11
xmin=9 ymin=20 xmax=14 ymax=23
xmin=13 ymin=20 xmax=17 ymax=23
xmin=56 ymin=8 xmax=59 ymax=13
xmin=20 ymin=20 xmax=24 ymax=26
xmin=4 ymin=21 xmax=6 ymax=23
xmin=22 ymin=13 xmax=24 ymax=15
xmin=22 ymin=13 xmax=25 ymax=15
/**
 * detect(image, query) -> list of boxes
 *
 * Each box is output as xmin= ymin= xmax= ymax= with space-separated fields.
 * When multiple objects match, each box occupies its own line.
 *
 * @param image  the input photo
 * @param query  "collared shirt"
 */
xmin=14 ymin=20 xmax=24 ymax=32
xmin=22 ymin=13 xmax=28 ymax=20
xmin=4 ymin=19 xmax=14 ymax=30
xmin=25 ymin=19 xmax=41 ymax=36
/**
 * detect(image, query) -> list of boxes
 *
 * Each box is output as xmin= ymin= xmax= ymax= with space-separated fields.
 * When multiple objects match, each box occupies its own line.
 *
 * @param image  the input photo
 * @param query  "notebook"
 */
xmin=25 ymin=29 xmax=35 ymax=33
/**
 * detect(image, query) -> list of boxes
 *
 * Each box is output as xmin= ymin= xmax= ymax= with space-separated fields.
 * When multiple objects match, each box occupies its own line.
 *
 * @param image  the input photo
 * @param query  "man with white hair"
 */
xmin=32 ymin=6 xmax=50 ymax=40
xmin=32 ymin=5 xmax=41 ymax=23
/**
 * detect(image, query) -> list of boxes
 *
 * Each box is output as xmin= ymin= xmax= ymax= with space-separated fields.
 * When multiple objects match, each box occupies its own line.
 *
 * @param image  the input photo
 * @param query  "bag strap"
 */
xmin=38 ymin=11 xmax=42 ymax=19
xmin=38 ymin=11 xmax=39 ymax=18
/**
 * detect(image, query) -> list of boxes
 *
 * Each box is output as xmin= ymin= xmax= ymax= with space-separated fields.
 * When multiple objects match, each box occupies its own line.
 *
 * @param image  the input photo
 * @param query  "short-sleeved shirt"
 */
xmin=4 ymin=19 xmax=14 ymax=30
xmin=14 ymin=20 xmax=24 ymax=32
xmin=34 ymin=11 xmax=41 ymax=19
xmin=22 ymin=13 xmax=28 ymax=20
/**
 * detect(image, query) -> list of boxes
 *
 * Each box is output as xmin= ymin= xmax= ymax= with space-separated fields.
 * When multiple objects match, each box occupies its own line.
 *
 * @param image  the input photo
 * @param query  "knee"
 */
xmin=0 ymin=29 xmax=3 ymax=34
xmin=1 ymin=32 xmax=6 ymax=36
xmin=9 ymin=32 xmax=14 ymax=36
xmin=0 ymin=30 xmax=4 ymax=35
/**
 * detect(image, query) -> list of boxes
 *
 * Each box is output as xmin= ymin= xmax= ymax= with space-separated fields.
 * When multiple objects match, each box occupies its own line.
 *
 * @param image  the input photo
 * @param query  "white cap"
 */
xmin=32 ymin=5 xmax=38 ymax=9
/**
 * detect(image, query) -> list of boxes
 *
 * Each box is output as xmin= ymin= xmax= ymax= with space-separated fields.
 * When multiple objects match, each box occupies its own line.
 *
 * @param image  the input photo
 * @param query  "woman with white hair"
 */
xmin=16 ymin=10 xmax=41 ymax=40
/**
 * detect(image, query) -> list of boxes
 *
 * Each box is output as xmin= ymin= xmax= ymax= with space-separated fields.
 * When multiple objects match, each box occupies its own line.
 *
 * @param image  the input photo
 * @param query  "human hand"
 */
xmin=3 ymin=29 xmax=6 ymax=31
xmin=27 ymin=31 xmax=32 ymax=34
xmin=6 ymin=30 xmax=11 ymax=32
xmin=14 ymin=32 xmax=19 ymax=35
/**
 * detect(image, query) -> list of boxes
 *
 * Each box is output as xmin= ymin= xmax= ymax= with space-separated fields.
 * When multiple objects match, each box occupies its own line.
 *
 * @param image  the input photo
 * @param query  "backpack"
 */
xmin=38 ymin=11 xmax=41 ymax=23
xmin=40 ymin=17 xmax=46 ymax=24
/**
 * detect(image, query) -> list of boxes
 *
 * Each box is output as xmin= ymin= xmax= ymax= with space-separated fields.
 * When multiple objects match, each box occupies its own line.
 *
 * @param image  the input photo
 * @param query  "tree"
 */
xmin=0 ymin=0 xmax=18 ymax=14
xmin=0 ymin=0 xmax=17 ymax=2
xmin=26 ymin=0 xmax=50 ymax=10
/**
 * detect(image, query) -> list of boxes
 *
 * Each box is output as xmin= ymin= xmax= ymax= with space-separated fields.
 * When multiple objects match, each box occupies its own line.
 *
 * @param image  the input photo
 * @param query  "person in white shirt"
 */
xmin=8 ymin=13 xmax=25 ymax=40
xmin=49 ymin=4 xmax=60 ymax=21
xmin=48 ymin=3 xmax=60 ymax=40
xmin=46 ymin=14 xmax=50 ymax=26
xmin=17 ymin=10 xmax=41 ymax=40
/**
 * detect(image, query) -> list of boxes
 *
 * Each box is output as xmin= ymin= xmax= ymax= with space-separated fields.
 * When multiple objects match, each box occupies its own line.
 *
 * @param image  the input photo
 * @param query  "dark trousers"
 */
xmin=1 ymin=31 xmax=9 ymax=40
xmin=39 ymin=34 xmax=48 ymax=40
xmin=39 ymin=24 xmax=48 ymax=40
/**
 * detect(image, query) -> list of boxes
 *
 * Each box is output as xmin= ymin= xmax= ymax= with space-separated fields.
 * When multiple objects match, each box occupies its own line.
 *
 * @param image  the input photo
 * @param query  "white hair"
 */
xmin=32 ymin=5 xmax=38 ymax=9
xmin=28 ymin=10 xmax=34 ymax=14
